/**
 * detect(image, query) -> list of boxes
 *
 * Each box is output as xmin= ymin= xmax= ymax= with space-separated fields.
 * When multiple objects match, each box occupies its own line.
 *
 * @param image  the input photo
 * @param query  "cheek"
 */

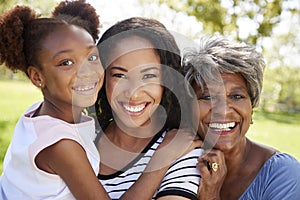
xmin=238 ymin=101 xmax=253 ymax=120
xmin=198 ymin=102 xmax=210 ymax=119
xmin=147 ymin=84 xmax=163 ymax=103
xmin=105 ymin=80 xmax=115 ymax=105
xmin=195 ymin=103 xmax=206 ymax=134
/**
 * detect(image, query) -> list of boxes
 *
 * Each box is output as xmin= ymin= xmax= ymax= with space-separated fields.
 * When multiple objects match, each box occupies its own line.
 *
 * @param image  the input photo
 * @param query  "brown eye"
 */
xmin=88 ymin=55 xmax=98 ymax=61
xmin=231 ymin=94 xmax=244 ymax=100
xmin=112 ymin=73 xmax=126 ymax=79
xmin=59 ymin=60 xmax=73 ymax=66
xmin=142 ymin=74 xmax=157 ymax=79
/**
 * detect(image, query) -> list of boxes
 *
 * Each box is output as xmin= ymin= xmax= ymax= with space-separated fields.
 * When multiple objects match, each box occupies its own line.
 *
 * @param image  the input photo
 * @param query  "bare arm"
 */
xmin=35 ymin=129 xmax=200 ymax=200
xmin=120 ymin=129 xmax=202 ymax=200
xmin=35 ymin=139 xmax=111 ymax=200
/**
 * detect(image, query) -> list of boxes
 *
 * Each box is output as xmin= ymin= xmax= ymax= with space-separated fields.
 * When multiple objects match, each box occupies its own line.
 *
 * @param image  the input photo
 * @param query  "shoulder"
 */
xmin=248 ymin=152 xmax=300 ymax=199
xmin=242 ymin=152 xmax=300 ymax=200
xmin=262 ymin=152 xmax=300 ymax=168
xmin=155 ymin=148 xmax=202 ymax=200
xmin=267 ymin=152 xmax=300 ymax=175
xmin=255 ymin=152 xmax=300 ymax=184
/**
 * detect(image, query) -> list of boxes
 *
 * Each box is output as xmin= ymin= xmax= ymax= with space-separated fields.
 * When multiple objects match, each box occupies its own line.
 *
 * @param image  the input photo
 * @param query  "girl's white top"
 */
xmin=0 ymin=102 xmax=100 ymax=200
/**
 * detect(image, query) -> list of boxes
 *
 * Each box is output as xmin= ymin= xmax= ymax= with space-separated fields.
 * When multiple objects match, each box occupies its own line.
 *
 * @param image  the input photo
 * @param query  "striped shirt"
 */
xmin=98 ymin=130 xmax=203 ymax=199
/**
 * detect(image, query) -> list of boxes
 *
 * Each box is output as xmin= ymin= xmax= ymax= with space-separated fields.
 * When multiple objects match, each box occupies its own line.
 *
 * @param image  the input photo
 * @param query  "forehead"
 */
xmin=41 ymin=25 xmax=94 ymax=51
xmin=220 ymin=73 xmax=246 ymax=87
xmin=107 ymin=36 xmax=156 ymax=62
xmin=194 ymin=73 xmax=247 ymax=91
xmin=107 ymin=36 xmax=160 ymax=71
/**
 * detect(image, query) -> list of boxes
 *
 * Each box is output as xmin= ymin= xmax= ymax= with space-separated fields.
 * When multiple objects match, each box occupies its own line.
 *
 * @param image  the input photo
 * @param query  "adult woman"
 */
xmin=91 ymin=17 xmax=202 ymax=199
xmin=183 ymin=36 xmax=300 ymax=199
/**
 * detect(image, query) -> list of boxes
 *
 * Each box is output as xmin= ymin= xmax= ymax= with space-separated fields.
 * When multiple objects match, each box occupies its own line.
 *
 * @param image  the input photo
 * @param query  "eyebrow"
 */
xmin=110 ymin=66 xmax=128 ymax=72
xmin=140 ymin=66 xmax=160 ymax=73
xmin=231 ymin=86 xmax=248 ymax=92
xmin=110 ymin=66 xmax=160 ymax=73
xmin=52 ymin=45 xmax=96 ymax=60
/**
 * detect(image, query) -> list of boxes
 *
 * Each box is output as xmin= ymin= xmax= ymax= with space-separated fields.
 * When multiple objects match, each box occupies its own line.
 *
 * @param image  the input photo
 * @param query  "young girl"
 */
xmin=0 ymin=1 xmax=110 ymax=199
xmin=93 ymin=17 xmax=203 ymax=199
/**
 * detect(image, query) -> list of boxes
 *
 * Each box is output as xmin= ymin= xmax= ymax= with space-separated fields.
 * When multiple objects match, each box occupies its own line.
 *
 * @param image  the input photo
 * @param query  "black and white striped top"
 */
xmin=98 ymin=130 xmax=203 ymax=200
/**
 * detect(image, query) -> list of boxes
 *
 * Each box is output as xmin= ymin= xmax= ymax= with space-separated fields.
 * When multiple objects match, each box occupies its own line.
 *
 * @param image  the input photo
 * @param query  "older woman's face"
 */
xmin=193 ymin=73 xmax=253 ymax=152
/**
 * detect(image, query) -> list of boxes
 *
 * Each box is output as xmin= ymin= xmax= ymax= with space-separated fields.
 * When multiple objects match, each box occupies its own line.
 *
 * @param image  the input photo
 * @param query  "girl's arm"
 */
xmin=36 ymin=129 xmax=200 ymax=200
xmin=35 ymin=139 xmax=111 ymax=200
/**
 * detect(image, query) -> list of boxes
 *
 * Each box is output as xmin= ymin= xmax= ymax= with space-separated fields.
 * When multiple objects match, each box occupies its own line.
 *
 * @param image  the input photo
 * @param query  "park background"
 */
xmin=0 ymin=0 xmax=299 ymax=173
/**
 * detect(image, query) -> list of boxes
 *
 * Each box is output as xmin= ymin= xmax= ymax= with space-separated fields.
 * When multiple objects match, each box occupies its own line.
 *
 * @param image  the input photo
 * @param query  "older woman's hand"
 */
xmin=197 ymin=149 xmax=227 ymax=200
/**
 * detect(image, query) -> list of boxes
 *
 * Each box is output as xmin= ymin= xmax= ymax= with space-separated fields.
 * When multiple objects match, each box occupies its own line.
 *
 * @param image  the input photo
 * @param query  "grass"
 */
xmin=0 ymin=79 xmax=42 ymax=172
xmin=248 ymin=111 xmax=300 ymax=160
xmin=0 ymin=79 xmax=299 ymax=173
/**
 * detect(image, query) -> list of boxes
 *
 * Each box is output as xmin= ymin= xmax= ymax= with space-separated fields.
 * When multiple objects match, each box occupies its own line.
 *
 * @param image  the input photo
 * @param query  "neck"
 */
xmin=39 ymin=99 xmax=83 ymax=123
xmin=224 ymin=138 xmax=252 ymax=175
xmin=105 ymin=120 xmax=162 ymax=153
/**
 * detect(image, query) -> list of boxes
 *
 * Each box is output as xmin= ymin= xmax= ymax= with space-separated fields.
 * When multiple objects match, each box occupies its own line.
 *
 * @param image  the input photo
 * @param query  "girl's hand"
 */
xmin=197 ymin=149 xmax=227 ymax=200
xmin=160 ymin=128 xmax=202 ymax=157
xmin=147 ymin=129 xmax=202 ymax=172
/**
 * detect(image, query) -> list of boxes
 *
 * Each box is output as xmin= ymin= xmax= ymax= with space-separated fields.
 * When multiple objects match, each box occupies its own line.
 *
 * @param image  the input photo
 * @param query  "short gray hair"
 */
xmin=183 ymin=36 xmax=265 ymax=107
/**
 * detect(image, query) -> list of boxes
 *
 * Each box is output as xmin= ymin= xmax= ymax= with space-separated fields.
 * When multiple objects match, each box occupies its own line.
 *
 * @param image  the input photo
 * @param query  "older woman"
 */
xmin=183 ymin=36 xmax=300 ymax=200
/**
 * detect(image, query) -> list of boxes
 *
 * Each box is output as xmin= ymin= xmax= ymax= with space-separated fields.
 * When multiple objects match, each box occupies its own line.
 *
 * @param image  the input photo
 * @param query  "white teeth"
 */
xmin=123 ymin=103 xmax=146 ymax=113
xmin=74 ymin=84 xmax=95 ymax=91
xmin=209 ymin=122 xmax=236 ymax=131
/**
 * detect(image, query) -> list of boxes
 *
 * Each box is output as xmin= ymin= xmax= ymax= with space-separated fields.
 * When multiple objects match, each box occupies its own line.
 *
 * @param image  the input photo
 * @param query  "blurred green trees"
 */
xmin=151 ymin=0 xmax=300 ymax=113
xmin=1 ymin=0 xmax=300 ymax=113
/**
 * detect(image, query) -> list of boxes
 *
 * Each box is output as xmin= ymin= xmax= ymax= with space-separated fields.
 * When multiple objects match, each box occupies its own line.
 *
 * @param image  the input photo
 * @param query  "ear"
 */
xmin=27 ymin=66 xmax=44 ymax=88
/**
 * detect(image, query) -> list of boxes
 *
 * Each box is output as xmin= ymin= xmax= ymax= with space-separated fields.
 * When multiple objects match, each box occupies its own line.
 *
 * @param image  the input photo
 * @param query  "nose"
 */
xmin=211 ymin=95 xmax=233 ymax=119
xmin=78 ymin=61 xmax=93 ymax=76
xmin=77 ymin=59 xmax=103 ymax=78
xmin=124 ymin=78 xmax=144 ymax=100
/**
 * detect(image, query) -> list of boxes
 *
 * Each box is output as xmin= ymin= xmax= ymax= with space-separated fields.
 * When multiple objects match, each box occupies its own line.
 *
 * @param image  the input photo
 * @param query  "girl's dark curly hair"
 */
xmin=51 ymin=0 xmax=100 ymax=42
xmin=90 ymin=17 xmax=192 ymax=132
xmin=0 ymin=0 xmax=100 ymax=76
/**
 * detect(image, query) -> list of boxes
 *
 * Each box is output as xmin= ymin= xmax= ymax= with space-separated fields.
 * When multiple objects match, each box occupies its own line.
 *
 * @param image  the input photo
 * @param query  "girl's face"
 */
xmin=37 ymin=25 xmax=104 ymax=109
xmin=193 ymin=73 xmax=253 ymax=152
xmin=105 ymin=36 xmax=163 ymax=129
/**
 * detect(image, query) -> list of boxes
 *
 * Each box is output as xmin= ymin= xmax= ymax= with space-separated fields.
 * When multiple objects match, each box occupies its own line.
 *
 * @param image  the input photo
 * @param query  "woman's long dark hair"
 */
xmin=90 ymin=17 xmax=192 ymax=132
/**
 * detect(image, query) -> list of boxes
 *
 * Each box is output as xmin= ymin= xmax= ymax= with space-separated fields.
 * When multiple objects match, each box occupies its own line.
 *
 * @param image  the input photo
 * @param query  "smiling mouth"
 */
xmin=209 ymin=122 xmax=237 ymax=132
xmin=121 ymin=102 xmax=148 ymax=113
xmin=73 ymin=82 xmax=97 ymax=92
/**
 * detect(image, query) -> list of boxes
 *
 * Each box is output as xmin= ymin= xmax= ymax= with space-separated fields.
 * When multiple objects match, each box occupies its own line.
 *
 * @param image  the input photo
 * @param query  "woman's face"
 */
xmin=37 ymin=25 xmax=104 ymax=109
xmin=193 ymin=73 xmax=253 ymax=152
xmin=105 ymin=36 xmax=163 ymax=129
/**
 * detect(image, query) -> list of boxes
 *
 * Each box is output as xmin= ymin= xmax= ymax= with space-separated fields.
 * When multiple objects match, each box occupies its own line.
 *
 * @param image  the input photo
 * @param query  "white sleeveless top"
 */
xmin=0 ymin=102 xmax=100 ymax=200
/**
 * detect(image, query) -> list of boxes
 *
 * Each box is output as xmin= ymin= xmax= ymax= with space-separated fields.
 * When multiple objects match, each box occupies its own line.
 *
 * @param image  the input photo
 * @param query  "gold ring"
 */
xmin=211 ymin=162 xmax=219 ymax=172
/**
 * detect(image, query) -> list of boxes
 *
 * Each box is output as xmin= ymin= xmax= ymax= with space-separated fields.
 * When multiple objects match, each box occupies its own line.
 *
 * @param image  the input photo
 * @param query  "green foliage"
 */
xmin=157 ymin=0 xmax=299 ymax=44
xmin=0 ymin=0 xmax=57 ymax=16
xmin=186 ymin=0 xmax=227 ymax=34
xmin=262 ymin=66 xmax=300 ymax=112
xmin=153 ymin=0 xmax=300 ymax=113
